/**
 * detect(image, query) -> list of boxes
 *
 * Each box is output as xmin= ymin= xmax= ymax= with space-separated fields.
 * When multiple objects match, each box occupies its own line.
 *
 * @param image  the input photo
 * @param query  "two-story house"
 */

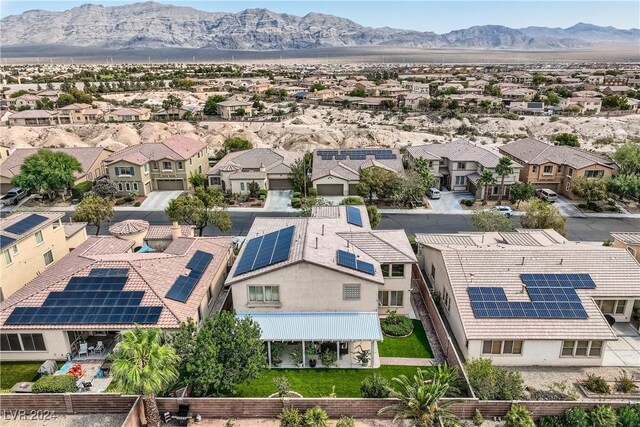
xmin=57 ymin=103 xmax=104 ymax=124
xmin=558 ymin=97 xmax=602 ymax=114
xmin=104 ymin=136 xmax=209 ymax=195
xmin=0 ymin=212 xmax=87 ymax=301
xmin=216 ymin=100 xmax=253 ymax=120
xmin=499 ymin=138 xmax=618 ymax=199
xmin=208 ymin=148 xmax=303 ymax=194
xmin=407 ymin=139 xmax=522 ymax=199
xmin=226 ymin=205 xmax=417 ymax=368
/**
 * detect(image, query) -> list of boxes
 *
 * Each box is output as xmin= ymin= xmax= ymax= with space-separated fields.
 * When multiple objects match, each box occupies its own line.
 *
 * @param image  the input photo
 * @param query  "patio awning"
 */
xmin=236 ymin=311 xmax=383 ymax=341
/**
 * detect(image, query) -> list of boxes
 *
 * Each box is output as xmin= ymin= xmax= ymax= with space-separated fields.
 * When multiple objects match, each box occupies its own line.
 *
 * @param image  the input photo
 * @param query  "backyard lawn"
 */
xmin=233 ymin=365 xmax=430 ymax=397
xmin=0 ymin=361 xmax=53 ymax=389
xmin=378 ymin=319 xmax=434 ymax=359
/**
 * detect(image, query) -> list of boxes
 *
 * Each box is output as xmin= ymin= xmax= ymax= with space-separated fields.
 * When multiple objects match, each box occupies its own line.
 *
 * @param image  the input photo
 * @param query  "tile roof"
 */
xmin=409 ymin=139 xmax=506 ymax=168
xmin=415 ymin=230 xmax=567 ymax=249
xmin=208 ymin=148 xmax=302 ymax=176
xmin=9 ymin=110 xmax=58 ymax=119
xmin=500 ymin=138 xmax=617 ymax=169
xmin=105 ymin=136 xmax=206 ymax=165
xmin=611 ymin=232 xmax=640 ymax=245
xmin=109 ymin=220 xmax=150 ymax=235
xmin=0 ymin=236 xmax=234 ymax=330
xmin=1 ymin=147 xmax=108 ymax=180
xmin=145 ymin=225 xmax=194 ymax=240
xmin=107 ymin=107 xmax=150 ymax=116
xmin=337 ymin=230 xmax=417 ymax=263
xmin=311 ymin=149 xmax=403 ymax=181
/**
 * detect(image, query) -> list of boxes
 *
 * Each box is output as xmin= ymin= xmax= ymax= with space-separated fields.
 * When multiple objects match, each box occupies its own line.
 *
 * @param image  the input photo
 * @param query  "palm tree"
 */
xmin=495 ymin=157 xmax=515 ymax=205
xmin=477 ymin=170 xmax=496 ymax=205
xmin=111 ymin=327 xmax=179 ymax=427
xmin=378 ymin=367 xmax=461 ymax=427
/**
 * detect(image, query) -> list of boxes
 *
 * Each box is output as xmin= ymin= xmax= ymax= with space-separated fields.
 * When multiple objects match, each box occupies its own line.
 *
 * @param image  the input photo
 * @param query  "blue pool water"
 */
xmin=58 ymin=361 xmax=72 ymax=374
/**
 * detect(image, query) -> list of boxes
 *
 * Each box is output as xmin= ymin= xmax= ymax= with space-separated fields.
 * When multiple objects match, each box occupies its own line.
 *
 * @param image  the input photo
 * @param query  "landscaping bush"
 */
xmin=495 ymin=369 xmax=525 ymax=400
xmin=291 ymin=197 xmax=301 ymax=208
xmin=320 ymin=350 xmax=337 ymax=367
xmin=504 ymin=404 xmax=534 ymax=427
xmin=308 ymin=188 xmax=318 ymax=197
xmin=582 ymin=374 xmax=611 ymax=394
xmin=460 ymin=199 xmax=475 ymax=207
xmin=465 ymin=358 xmax=524 ymax=400
xmin=32 ymin=375 xmax=77 ymax=393
xmin=617 ymin=405 xmax=640 ymax=427
xmin=259 ymin=194 xmax=266 ymax=201
xmin=279 ymin=408 xmax=303 ymax=427
xmin=563 ymin=407 xmax=589 ymax=427
xmin=124 ymin=190 xmax=138 ymax=202
xmin=538 ymin=415 xmax=563 ymax=427
xmin=115 ymin=197 xmax=127 ymax=206
xmin=335 ymin=416 xmax=355 ymax=427
xmin=339 ymin=196 xmax=363 ymax=205
xmin=615 ymin=370 xmax=638 ymax=393
xmin=381 ymin=310 xmax=414 ymax=337
xmin=589 ymin=405 xmax=617 ymax=427
xmin=273 ymin=377 xmax=291 ymax=398
xmin=258 ymin=189 xmax=268 ymax=197
xmin=292 ymin=191 xmax=302 ymax=199
xmin=304 ymin=406 xmax=329 ymax=427
xmin=360 ymin=373 xmax=390 ymax=398
xmin=71 ymin=181 xmax=93 ymax=200
xmin=473 ymin=408 xmax=484 ymax=426
xmin=133 ymin=201 xmax=142 ymax=207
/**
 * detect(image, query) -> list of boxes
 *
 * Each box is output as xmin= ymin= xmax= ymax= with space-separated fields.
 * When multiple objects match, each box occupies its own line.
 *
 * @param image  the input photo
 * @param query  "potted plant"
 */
xmin=355 ymin=347 xmax=371 ymax=366
xmin=271 ymin=342 xmax=284 ymax=367
xmin=305 ymin=345 xmax=318 ymax=368
xmin=290 ymin=350 xmax=303 ymax=368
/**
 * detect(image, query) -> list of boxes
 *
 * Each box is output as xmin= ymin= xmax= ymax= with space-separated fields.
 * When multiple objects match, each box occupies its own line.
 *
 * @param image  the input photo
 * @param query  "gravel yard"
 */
xmin=0 ymin=413 xmax=126 ymax=427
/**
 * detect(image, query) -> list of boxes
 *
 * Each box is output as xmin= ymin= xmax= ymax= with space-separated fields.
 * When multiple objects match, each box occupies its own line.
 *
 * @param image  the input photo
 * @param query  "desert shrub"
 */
xmin=582 ymin=374 xmax=611 ymax=394
xmin=258 ymin=189 xmax=268 ymax=197
xmin=308 ymin=188 xmax=318 ymax=197
xmin=589 ymin=405 xmax=617 ymax=427
xmin=549 ymin=116 xmax=560 ymax=122
xmin=465 ymin=358 xmax=523 ymax=400
xmin=335 ymin=416 xmax=355 ymax=427
xmin=563 ymin=407 xmax=589 ymax=427
xmin=278 ymin=408 xmax=303 ymax=427
xmin=360 ymin=373 xmax=390 ymax=398
xmin=71 ymin=181 xmax=93 ymax=200
xmin=473 ymin=408 xmax=484 ymax=426
xmin=461 ymin=199 xmax=475 ymax=206
xmin=32 ymin=375 xmax=77 ymax=393
xmin=259 ymin=194 xmax=266 ymax=201
xmin=381 ymin=310 xmax=414 ymax=337
xmin=115 ymin=197 xmax=127 ymax=206
xmin=304 ymin=406 xmax=329 ymax=427
xmin=495 ymin=369 xmax=525 ymax=400
xmin=291 ymin=197 xmax=301 ymax=208
xmin=617 ymin=405 xmax=640 ymax=427
xmin=504 ymin=404 xmax=534 ymax=427
xmin=124 ymin=190 xmax=138 ymax=202
xmin=615 ymin=370 xmax=638 ymax=393
xmin=133 ymin=201 xmax=142 ymax=207
xmin=292 ymin=191 xmax=302 ymax=198
xmin=339 ymin=196 xmax=364 ymax=205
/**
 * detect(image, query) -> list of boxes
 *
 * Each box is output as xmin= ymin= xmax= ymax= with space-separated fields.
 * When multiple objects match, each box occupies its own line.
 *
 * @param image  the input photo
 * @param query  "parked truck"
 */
xmin=0 ymin=188 xmax=29 ymax=206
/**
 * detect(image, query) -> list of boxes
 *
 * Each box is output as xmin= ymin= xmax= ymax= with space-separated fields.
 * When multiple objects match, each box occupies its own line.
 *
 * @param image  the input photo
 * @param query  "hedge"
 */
xmin=32 ymin=375 xmax=77 ymax=393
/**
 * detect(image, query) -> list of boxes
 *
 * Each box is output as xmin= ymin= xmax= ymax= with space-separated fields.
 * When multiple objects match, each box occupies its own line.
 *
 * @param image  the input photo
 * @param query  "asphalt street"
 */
xmin=66 ymin=211 xmax=640 ymax=242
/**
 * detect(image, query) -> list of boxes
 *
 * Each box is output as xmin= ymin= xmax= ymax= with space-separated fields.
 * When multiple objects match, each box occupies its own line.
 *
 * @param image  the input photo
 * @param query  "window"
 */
xmin=144 ymin=163 xmax=149 ymax=173
xmin=20 ymin=334 xmax=46 ymax=351
xmin=240 ymin=182 xmax=245 ymax=191
xmin=431 ymin=264 xmax=436 ymax=279
xmin=248 ymin=285 xmax=279 ymax=303
xmin=562 ymin=340 xmax=602 ymax=357
xmin=597 ymin=299 xmax=628 ymax=315
xmin=381 ymin=264 xmax=390 ymax=277
xmin=557 ymin=166 xmax=563 ymax=173
xmin=382 ymin=264 xmax=404 ymax=277
xmin=343 ymin=284 xmax=361 ymax=300
xmin=178 ymin=161 xmax=184 ymax=170
xmin=543 ymin=165 xmax=553 ymax=175
xmin=575 ymin=340 xmax=589 ymax=356
xmin=378 ymin=291 xmax=403 ymax=307
xmin=207 ymin=286 xmax=213 ymax=304
xmin=561 ymin=340 xmax=574 ymax=356
xmin=628 ymin=247 xmax=637 ymax=257
xmin=0 ymin=334 xmax=22 ymax=351
xmin=133 ymin=182 xmax=139 ymax=191
xmin=482 ymin=340 xmax=523 ymax=355
xmin=11 ymin=245 xmax=18 ymax=255
xmin=567 ymin=167 xmax=574 ymax=177
xmin=4 ymin=250 xmax=12 ymax=266
xmin=43 ymin=250 xmax=54 ymax=266
xmin=152 ymin=162 xmax=158 ymax=170
xmin=35 ymin=231 xmax=44 ymax=244
xmin=532 ymin=165 xmax=538 ymax=173
xmin=443 ymin=291 xmax=451 ymax=311
xmin=455 ymin=176 xmax=466 ymax=186
xmin=589 ymin=341 xmax=603 ymax=357
xmin=585 ymin=170 xmax=604 ymax=178
xmin=457 ymin=162 xmax=466 ymax=170
xmin=115 ymin=167 xmax=134 ymax=176
xmin=163 ymin=161 xmax=172 ymax=170
xmin=210 ymin=177 xmax=221 ymax=185
xmin=118 ymin=183 xmax=123 ymax=191
xmin=125 ymin=183 xmax=131 ymax=191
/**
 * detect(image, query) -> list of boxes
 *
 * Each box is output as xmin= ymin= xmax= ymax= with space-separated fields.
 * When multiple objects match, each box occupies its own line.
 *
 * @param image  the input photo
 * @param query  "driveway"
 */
xmin=136 ymin=190 xmax=183 ymax=210
xmin=264 ymin=190 xmax=294 ymax=211
xmin=603 ymin=323 xmax=640 ymax=367
xmin=427 ymin=191 xmax=471 ymax=213
xmin=555 ymin=196 xmax=586 ymax=218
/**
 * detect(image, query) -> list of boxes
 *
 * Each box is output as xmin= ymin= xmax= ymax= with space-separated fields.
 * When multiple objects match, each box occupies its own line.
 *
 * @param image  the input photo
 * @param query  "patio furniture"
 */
xmin=37 ymin=360 xmax=58 ymax=375
xmin=100 ymin=361 xmax=112 ymax=377
xmin=78 ymin=343 xmax=88 ymax=357
xmin=88 ymin=345 xmax=95 ymax=354
xmin=76 ymin=379 xmax=92 ymax=392
xmin=95 ymin=341 xmax=105 ymax=354
xmin=172 ymin=403 xmax=191 ymax=425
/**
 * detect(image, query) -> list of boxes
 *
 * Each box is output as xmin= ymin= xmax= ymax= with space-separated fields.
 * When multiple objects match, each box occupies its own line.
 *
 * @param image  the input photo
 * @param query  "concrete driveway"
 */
xmin=137 ymin=190 xmax=183 ymax=210
xmin=427 ymin=191 xmax=471 ymax=213
xmin=264 ymin=190 xmax=294 ymax=211
xmin=555 ymin=196 xmax=586 ymax=218
xmin=603 ymin=323 xmax=640 ymax=367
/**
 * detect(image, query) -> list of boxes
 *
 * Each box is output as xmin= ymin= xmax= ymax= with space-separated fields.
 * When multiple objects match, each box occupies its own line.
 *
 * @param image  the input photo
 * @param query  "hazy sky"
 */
xmin=1 ymin=1 xmax=639 ymax=32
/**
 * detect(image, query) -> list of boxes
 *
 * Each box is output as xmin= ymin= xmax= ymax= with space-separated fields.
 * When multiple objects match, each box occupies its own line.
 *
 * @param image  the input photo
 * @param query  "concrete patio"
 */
xmin=603 ymin=323 xmax=640 ymax=367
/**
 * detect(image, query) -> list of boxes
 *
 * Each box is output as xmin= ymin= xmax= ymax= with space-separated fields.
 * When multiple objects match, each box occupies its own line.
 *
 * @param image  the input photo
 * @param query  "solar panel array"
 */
xmin=346 ymin=206 xmax=363 ymax=227
xmin=4 ymin=214 xmax=48 ymax=235
xmin=165 ymin=250 xmax=214 ymax=302
xmin=0 ymin=235 xmax=16 ymax=250
xmin=234 ymin=226 xmax=295 ymax=276
xmin=317 ymin=149 xmax=397 ymax=161
xmin=468 ymin=273 xmax=596 ymax=319
xmin=336 ymin=250 xmax=376 ymax=276
xmin=4 ymin=267 xmax=163 ymax=325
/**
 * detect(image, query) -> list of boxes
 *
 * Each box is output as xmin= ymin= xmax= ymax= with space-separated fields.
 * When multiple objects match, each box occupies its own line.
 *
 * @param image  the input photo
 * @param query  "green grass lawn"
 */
xmin=0 ymin=362 xmax=51 ymax=389
xmin=232 ymin=365 xmax=430 ymax=398
xmin=378 ymin=319 xmax=434 ymax=359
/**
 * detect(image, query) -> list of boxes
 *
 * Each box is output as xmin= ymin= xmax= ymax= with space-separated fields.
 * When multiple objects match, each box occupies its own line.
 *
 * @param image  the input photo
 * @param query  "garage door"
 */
xmin=268 ymin=179 xmax=292 ymax=190
xmin=156 ymin=179 xmax=185 ymax=191
xmin=316 ymin=184 xmax=344 ymax=196
xmin=348 ymin=184 xmax=358 ymax=195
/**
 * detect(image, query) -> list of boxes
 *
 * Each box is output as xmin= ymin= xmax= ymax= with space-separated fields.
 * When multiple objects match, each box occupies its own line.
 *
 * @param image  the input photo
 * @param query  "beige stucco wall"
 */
xmin=65 ymin=228 xmax=88 ymax=252
xmin=378 ymin=263 xmax=413 ymax=316
xmin=612 ymin=239 xmax=640 ymax=263
xmin=195 ymin=248 xmax=233 ymax=325
xmin=0 ymin=330 xmax=70 ymax=361
xmin=231 ymin=262 xmax=379 ymax=312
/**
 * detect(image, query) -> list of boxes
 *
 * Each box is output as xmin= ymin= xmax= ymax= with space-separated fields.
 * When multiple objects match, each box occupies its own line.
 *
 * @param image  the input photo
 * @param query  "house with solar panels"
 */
xmin=415 ymin=230 xmax=640 ymax=367
xmin=1 ymin=212 xmax=88 ymax=302
xmin=311 ymin=148 xmax=404 ymax=197
xmin=0 ymin=234 xmax=233 ymax=362
xmin=226 ymin=205 xmax=417 ymax=368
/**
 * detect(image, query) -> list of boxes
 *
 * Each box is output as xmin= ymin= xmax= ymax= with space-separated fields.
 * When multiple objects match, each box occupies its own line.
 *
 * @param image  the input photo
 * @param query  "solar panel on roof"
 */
xmin=233 ymin=226 xmax=295 ymax=277
xmin=346 ymin=206 xmax=363 ymax=227
xmin=336 ymin=250 xmax=375 ymax=276
xmin=4 ymin=214 xmax=48 ymax=235
xmin=0 ymin=235 xmax=16 ymax=250
xmin=165 ymin=250 xmax=214 ymax=303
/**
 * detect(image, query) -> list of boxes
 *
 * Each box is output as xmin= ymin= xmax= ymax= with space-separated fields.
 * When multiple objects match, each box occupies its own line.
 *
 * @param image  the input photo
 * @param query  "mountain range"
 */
xmin=1 ymin=2 xmax=638 ymax=51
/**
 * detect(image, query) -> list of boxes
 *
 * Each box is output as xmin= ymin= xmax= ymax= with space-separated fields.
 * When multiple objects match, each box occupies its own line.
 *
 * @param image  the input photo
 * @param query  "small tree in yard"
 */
xmin=72 ymin=194 xmax=114 ymax=235
xmin=477 ymin=170 xmax=496 ymax=205
xmin=287 ymin=154 xmax=312 ymax=194
xmin=613 ymin=143 xmax=640 ymax=176
xmin=509 ymin=182 xmax=535 ymax=208
xmin=11 ymin=149 xmax=82 ymax=201
xmin=203 ymin=95 xmax=227 ymax=116
xmin=571 ymin=176 xmax=608 ymax=208
xmin=356 ymin=167 xmax=400 ymax=203
xmin=247 ymin=181 xmax=260 ymax=198
xmin=188 ymin=172 xmax=207 ymax=188
xmin=470 ymin=209 xmax=515 ymax=232
xmin=169 ymin=311 xmax=266 ymax=396
xmin=165 ymin=188 xmax=232 ymax=236
xmin=221 ymin=137 xmax=252 ymax=155
xmin=162 ymin=94 xmax=183 ymax=112
xmin=551 ymin=133 xmax=580 ymax=147
xmin=520 ymin=198 xmax=567 ymax=236
xmin=495 ymin=157 xmax=514 ymax=205
xmin=607 ymin=174 xmax=640 ymax=200
xmin=367 ymin=205 xmax=381 ymax=229
xmin=93 ymin=178 xmax=119 ymax=199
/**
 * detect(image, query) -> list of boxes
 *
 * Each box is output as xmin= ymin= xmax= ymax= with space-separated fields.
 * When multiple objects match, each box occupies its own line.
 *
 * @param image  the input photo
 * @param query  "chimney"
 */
xmin=259 ymin=163 xmax=266 ymax=172
xmin=171 ymin=221 xmax=182 ymax=240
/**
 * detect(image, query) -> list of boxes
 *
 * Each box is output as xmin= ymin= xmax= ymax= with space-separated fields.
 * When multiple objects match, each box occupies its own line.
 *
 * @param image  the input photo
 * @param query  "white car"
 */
xmin=493 ymin=206 xmax=513 ymax=217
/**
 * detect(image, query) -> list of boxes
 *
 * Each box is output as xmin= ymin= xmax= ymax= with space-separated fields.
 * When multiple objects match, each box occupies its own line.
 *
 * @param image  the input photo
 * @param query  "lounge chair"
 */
xmin=78 ymin=343 xmax=88 ymax=357
xmin=95 ymin=341 xmax=105 ymax=354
